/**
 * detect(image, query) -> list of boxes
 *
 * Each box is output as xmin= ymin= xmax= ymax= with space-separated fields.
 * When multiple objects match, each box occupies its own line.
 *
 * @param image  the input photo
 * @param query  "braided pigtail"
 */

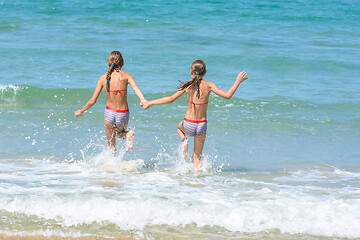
xmin=106 ymin=51 xmax=125 ymax=92
xmin=106 ymin=64 xmax=115 ymax=92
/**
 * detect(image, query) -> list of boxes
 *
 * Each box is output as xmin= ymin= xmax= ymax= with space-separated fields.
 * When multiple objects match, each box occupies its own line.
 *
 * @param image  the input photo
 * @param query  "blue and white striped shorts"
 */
xmin=104 ymin=106 xmax=129 ymax=128
xmin=182 ymin=118 xmax=207 ymax=136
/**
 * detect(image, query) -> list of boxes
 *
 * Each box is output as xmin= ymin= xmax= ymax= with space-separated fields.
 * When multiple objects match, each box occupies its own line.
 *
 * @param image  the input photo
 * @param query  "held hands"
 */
xmin=237 ymin=71 xmax=248 ymax=82
xmin=140 ymin=100 xmax=151 ymax=110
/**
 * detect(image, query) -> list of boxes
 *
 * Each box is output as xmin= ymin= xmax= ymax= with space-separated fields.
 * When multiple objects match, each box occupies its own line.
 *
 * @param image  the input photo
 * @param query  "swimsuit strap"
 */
xmin=108 ymin=89 xmax=126 ymax=96
xmin=188 ymin=101 xmax=208 ymax=114
xmin=184 ymin=118 xmax=207 ymax=123
xmin=106 ymin=106 xmax=129 ymax=112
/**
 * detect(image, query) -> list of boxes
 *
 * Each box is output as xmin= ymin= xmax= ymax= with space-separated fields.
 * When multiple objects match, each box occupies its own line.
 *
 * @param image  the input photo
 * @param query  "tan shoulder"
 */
xmin=121 ymin=71 xmax=133 ymax=80
xmin=201 ymin=80 xmax=211 ymax=85
xmin=99 ymin=74 xmax=107 ymax=83
xmin=120 ymin=71 xmax=134 ymax=85
xmin=201 ymin=80 xmax=214 ymax=88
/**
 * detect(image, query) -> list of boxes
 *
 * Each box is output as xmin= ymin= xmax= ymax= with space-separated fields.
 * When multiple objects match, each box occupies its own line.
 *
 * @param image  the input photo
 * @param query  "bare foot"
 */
xmin=125 ymin=130 xmax=134 ymax=152
xmin=192 ymin=155 xmax=200 ymax=170
xmin=179 ymin=138 xmax=188 ymax=160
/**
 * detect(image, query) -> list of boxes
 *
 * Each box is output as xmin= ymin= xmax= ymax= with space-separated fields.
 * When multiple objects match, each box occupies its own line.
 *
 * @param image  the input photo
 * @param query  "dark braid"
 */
xmin=195 ymin=76 xmax=201 ymax=98
xmin=106 ymin=65 xmax=115 ymax=92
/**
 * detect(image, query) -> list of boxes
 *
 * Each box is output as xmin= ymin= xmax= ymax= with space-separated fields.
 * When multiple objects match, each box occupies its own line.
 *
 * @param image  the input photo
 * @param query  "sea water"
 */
xmin=0 ymin=0 xmax=360 ymax=239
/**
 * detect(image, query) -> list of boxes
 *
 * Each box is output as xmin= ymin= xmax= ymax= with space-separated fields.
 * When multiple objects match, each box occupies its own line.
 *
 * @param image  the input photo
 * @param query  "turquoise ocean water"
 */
xmin=1 ymin=0 xmax=360 ymax=239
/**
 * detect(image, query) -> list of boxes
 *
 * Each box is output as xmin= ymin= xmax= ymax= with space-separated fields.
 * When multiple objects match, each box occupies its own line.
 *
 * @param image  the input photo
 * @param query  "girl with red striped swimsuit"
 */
xmin=141 ymin=59 xmax=247 ymax=169
xmin=75 ymin=51 xmax=146 ymax=153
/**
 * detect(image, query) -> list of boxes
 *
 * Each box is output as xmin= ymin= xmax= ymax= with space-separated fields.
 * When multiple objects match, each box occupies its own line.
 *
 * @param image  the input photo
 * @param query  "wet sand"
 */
xmin=0 ymin=235 xmax=135 ymax=240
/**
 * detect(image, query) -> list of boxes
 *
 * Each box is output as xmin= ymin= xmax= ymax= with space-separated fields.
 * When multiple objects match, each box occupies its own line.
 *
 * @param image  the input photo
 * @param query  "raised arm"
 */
xmin=209 ymin=71 xmax=247 ymax=99
xmin=128 ymin=74 xmax=146 ymax=103
xmin=75 ymin=77 xmax=103 ymax=117
xmin=142 ymin=89 xmax=186 ymax=109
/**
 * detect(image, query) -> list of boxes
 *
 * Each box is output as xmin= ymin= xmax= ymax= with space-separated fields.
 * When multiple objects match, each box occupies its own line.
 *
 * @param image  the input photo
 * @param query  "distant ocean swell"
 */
xmin=1 ymin=84 xmax=358 ymax=133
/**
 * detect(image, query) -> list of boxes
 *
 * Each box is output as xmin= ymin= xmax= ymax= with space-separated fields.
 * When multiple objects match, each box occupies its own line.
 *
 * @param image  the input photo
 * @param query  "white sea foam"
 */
xmin=0 ymin=84 xmax=23 ymax=94
xmin=0 ymin=157 xmax=360 ymax=238
xmin=0 ymin=230 xmax=83 ymax=239
xmin=79 ymin=149 xmax=144 ymax=172
xmin=274 ymin=166 xmax=360 ymax=183
xmin=0 ymin=84 xmax=25 ymax=107
xmin=1 ymin=184 xmax=360 ymax=238
xmin=1 ymin=158 xmax=360 ymax=239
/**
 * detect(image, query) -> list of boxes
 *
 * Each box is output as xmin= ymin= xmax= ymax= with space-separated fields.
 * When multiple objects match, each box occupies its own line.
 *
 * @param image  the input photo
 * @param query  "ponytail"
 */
xmin=178 ymin=59 xmax=206 ymax=98
xmin=178 ymin=74 xmax=202 ymax=99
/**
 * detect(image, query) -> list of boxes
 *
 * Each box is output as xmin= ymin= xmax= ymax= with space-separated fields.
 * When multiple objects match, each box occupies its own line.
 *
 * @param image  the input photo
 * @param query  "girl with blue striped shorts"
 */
xmin=75 ymin=51 xmax=146 ymax=153
xmin=142 ymin=60 xmax=247 ymax=169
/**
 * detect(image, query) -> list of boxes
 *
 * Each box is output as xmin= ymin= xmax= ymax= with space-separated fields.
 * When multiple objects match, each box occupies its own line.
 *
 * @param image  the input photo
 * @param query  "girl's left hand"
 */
xmin=75 ymin=110 xmax=83 ymax=117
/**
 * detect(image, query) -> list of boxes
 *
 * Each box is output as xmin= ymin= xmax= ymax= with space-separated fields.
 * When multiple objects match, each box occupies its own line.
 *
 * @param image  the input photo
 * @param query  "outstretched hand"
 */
xmin=75 ymin=110 xmax=83 ymax=117
xmin=140 ymin=100 xmax=151 ymax=110
xmin=237 ymin=71 xmax=248 ymax=82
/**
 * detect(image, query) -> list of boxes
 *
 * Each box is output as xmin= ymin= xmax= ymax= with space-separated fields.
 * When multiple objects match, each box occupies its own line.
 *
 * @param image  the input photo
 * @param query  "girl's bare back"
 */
xmin=103 ymin=70 xmax=130 ymax=111
xmin=184 ymin=80 xmax=211 ymax=121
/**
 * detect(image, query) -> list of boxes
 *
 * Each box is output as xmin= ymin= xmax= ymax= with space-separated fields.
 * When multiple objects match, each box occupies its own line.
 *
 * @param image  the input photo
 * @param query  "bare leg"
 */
xmin=125 ymin=130 xmax=134 ymax=152
xmin=193 ymin=132 xmax=206 ymax=170
xmin=115 ymin=123 xmax=128 ymax=138
xmin=116 ymin=130 xmax=127 ymax=139
xmin=115 ymin=123 xmax=134 ymax=152
xmin=104 ymin=120 xmax=116 ymax=154
xmin=177 ymin=121 xmax=188 ymax=160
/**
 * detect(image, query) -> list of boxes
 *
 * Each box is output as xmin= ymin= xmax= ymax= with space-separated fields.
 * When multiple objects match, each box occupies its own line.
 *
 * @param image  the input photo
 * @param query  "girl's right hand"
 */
xmin=75 ymin=110 xmax=83 ymax=117
xmin=237 ymin=71 xmax=248 ymax=82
